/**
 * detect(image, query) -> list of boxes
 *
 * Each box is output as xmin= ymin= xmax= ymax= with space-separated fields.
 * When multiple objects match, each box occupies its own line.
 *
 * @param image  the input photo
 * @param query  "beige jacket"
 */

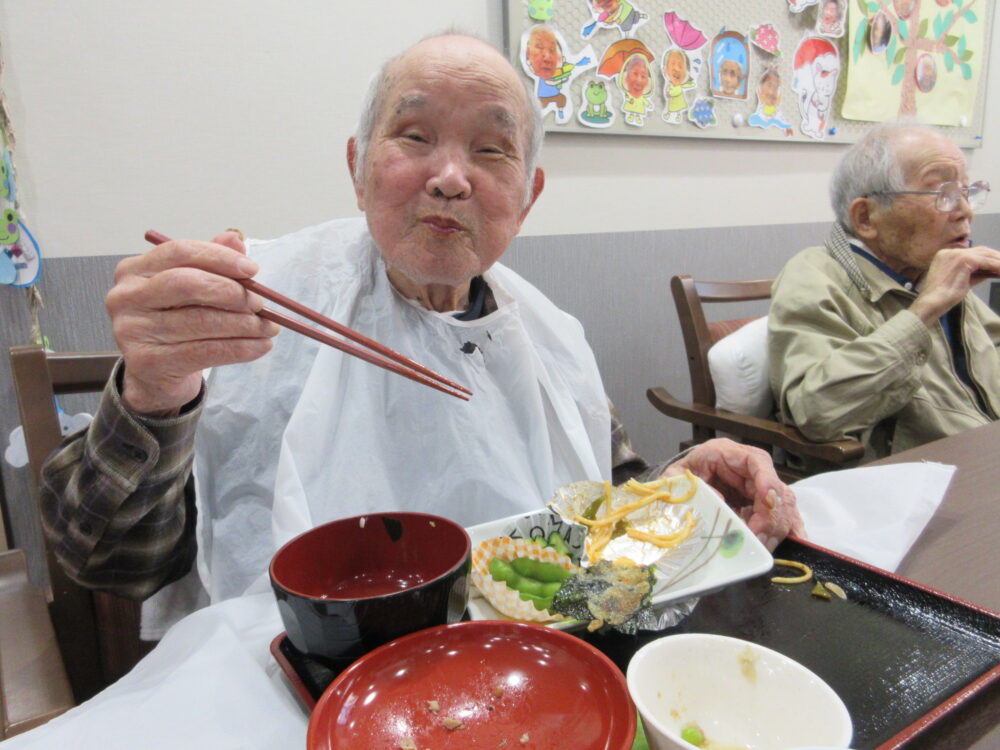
xmin=769 ymin=223 xmax=1000 ymax=460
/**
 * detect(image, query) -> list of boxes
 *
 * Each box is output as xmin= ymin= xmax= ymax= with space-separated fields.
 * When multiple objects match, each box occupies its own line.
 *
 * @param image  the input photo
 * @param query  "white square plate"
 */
xmin=465 ymin=477 xmax=773 ymax=629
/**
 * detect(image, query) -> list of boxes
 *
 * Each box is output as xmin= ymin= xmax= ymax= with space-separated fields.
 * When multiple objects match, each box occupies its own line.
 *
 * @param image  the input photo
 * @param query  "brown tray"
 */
xmin=272 ymin=538 xmax=1000 ymax=748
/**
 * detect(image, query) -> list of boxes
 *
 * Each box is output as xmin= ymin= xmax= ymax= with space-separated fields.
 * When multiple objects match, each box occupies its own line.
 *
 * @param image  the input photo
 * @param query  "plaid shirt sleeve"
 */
xmin=39 ymin=359 xmax=202 ymax=600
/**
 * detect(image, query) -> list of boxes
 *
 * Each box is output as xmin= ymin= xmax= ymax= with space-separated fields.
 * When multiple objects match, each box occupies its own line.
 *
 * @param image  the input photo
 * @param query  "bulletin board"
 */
xmin=504 ymin=0 xmax=993 ymax=146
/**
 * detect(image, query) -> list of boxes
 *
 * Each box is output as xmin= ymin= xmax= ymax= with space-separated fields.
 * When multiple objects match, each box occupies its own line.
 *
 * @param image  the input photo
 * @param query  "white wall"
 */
xmin=1 ymin=0 xmax=998 ymax=259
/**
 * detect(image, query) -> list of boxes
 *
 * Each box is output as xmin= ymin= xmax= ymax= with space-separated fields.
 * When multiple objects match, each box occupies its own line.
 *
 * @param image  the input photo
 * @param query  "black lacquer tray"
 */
xmin=272 ymin=538 xmax=1000 ymax=748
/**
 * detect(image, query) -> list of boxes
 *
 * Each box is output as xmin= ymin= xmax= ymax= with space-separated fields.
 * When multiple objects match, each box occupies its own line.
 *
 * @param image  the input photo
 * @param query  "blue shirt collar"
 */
xmin=848 ymin=242 xmax=917 ymax=292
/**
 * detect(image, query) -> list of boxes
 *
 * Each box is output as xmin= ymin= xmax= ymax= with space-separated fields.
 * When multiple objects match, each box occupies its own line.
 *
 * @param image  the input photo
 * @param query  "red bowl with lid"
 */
xmin=269 ymin=512 xmax=471 ymax=663
xmin=307 ymin=620 xmax=637 ymax=750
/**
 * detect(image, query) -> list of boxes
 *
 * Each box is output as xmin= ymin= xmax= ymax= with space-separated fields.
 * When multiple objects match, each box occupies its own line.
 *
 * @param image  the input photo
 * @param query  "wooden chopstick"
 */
xmin=144 ymin=230 xmax=472 ymax=401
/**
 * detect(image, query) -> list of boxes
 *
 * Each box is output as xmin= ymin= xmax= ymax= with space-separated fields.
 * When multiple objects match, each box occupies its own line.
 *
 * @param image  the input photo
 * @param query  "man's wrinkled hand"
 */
xmin=911 ymin=245 xmax=1000 ymax=324
xmin=661 ymin=438 xmax=806 ymax=552
xmin=106 ymin=231 xmax=280 ymax=417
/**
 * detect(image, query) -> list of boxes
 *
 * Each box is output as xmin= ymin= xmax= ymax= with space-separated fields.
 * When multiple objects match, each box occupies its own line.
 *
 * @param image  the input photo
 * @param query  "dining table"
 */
xmin=4 ymin=424 xmax=1000 ymax=750
xmin=868 ymin=421 xmax=1000 ymax=749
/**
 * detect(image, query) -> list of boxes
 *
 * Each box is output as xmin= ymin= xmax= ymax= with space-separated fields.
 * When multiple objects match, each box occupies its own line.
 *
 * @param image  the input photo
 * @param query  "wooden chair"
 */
xmin=0 ymin=548 xmax=74 ymax=738
xmin=9 ymin=344 xmax=153 ymax=703
xmin=646 ymin=275 xmax=864 ymax=482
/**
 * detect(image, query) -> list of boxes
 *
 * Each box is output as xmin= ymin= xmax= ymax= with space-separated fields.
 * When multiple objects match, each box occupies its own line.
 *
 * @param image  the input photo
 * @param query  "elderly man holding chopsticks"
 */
xmin=40 ymin=33 xmax=804 ymax=637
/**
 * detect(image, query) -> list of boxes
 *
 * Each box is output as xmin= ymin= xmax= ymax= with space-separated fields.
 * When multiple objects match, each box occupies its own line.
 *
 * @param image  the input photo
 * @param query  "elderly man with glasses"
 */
xmin=769 ymin=123 xmax=999 ymax=461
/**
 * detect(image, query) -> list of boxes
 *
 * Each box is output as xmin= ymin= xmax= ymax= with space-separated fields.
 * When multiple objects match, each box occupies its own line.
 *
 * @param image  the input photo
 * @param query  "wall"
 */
xmin=1 ymin=0 xmax=997 ymax=256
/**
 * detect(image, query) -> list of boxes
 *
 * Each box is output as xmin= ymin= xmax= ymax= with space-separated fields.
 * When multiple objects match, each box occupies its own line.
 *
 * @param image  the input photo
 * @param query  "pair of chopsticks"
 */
xmin=144 ymin=230 xmax=472 ymax=400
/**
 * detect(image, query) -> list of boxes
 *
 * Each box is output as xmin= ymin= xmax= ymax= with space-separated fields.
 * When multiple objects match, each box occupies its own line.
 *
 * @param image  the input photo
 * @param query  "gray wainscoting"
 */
xmin=3 ymin=215 xmax=998 ymax=588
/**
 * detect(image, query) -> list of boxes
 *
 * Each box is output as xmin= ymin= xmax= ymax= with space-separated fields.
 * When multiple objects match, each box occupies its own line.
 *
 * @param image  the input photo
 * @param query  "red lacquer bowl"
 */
xmin=307 ymin=620 xmax=637 ymax=750
xmin=270 ymin=512 xmax=471 ymax=663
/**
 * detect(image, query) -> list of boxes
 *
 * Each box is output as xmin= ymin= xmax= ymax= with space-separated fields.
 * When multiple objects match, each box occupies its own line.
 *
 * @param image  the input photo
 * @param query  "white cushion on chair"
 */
xmin=707 ymin=315 xmax=772 ymax=418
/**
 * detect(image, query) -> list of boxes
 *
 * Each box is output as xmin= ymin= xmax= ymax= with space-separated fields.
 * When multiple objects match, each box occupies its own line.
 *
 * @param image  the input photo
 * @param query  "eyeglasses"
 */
xmin=866 ymin=180 xmax=990 ymax=212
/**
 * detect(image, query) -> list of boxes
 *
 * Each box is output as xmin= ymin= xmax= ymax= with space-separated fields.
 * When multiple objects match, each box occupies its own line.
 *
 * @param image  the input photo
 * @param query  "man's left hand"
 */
xmin=661 ymin=438 xmax=805 ymax=552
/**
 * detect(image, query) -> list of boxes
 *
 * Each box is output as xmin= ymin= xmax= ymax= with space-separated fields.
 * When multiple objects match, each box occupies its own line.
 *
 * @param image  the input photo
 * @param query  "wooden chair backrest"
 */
xmin=670 ymin=273 xmax=772 ymax=412
xmin=8 ymin=345 xmax=149 ymax=702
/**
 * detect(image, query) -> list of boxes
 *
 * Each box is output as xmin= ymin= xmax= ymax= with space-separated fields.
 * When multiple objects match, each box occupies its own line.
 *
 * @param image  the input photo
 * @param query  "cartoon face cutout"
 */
xmin=817 ymin=0 xmax=844 ymax=36
xmin=624 ymin=55 xmax=651 ymax=97
xmin=526 ymin=27 xmax=563 ymax=80
xmin=665 ymin=49 xmax=689 ymax=85
xmin=758 ymin=69 xmax=781 ymax=108
xmin=719 ymin=61 xmax=743 ymax=95
xmin=812 ymin=54 xmax=840 ymax=105
xmin=711 ymin=32 xmax=749 ymax=99
xmin=0 ymin=208 xmax=18 ymax=245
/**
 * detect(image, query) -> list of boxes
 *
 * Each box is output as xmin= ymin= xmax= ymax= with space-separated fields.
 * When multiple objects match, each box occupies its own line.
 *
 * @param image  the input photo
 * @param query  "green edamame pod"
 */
xmin=546 ymin=531 xmax=571 ymax=557
xmin=488 ymin=557 xmax=517 ymax=584
xmin=510 ymin=574 xmax=551 ymax=597
xmin=517 ymin=591 xmax=554 ymax=611
xmin=509 ymin=557 xmax=571 ymax=583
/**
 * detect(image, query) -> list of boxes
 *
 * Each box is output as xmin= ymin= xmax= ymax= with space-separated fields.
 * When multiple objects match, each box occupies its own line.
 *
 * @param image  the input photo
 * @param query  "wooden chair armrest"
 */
xmin=646 ymin=387 xmax=865 ymax=465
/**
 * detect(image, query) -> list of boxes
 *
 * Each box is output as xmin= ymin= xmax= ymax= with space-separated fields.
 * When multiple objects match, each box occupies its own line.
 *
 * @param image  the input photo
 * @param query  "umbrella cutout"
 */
xmin=598 ymin=38 xmax=655 ymax=78
xmin=664 ymin=11 xmax=708 ymax=51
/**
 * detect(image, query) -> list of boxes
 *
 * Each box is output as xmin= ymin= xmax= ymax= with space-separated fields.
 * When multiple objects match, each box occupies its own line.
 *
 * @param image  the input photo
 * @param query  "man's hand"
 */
xmin=106 ymin=231 xmax=280 ymax=416
xmin=661 ymin=438 xmax=806 ymax=551
xmin=910 ymin=245 xmax=1000 ymax=324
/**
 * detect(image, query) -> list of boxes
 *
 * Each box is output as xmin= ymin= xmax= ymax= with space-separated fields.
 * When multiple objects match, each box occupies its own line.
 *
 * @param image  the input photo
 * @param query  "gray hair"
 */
xmin=353 ymin=33 xmax=544 ymax=207
xmin=829 ymin=121 xmax=937 ymax=229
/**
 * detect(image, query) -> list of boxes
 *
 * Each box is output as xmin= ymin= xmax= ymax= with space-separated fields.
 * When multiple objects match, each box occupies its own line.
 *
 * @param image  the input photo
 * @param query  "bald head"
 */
xmin=353 ymin=34 xmax=543 ymax=197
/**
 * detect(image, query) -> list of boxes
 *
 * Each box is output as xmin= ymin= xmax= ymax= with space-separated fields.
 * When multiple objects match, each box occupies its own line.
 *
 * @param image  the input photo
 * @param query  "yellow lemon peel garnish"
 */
xmin=770 ymin=559 xmax=813 ymax=584
xmin=625 ymin=510 xmax=697 ymax=548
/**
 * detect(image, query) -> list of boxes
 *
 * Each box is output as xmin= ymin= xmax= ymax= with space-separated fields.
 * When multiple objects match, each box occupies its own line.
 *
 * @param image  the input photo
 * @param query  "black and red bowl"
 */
xmin=269 ymin=512 xmax=471 ymax=663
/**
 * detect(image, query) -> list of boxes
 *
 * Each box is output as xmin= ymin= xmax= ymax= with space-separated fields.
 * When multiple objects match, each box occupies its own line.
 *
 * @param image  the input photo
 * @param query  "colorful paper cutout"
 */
xmin=916 ymin=53 xmax=937 ymax=93
xmin=581 ymin=0 xmax=649 ymax=39
xmin=527 ymin=0 xmax=554 ymax=22
xmin=792 ymin=36 xmax=840 ymax=139
xmin=816 ymin=0 xmax=846 ymax=38
xmin=788 ymin=0 xmax=821 ymax=13
xmin=663 ymin=11 xmax=707 ymax=50
xmin=749 ymin=23 xmax=781 ymax=55
xmin=521 ymin=25 xmax=596 ymax=124
xmin=748 ymin=65 xmax=793 ymax=131
xmin=663 ymin=11 xmax=708 ymax=83
xmin=578 ymin=78 xmax=616 ymax=128
xmin=597 ymin=38 xmax=654 ymax=78
xmin=661 ymin=48 xmax=696 ymax=124
xmin=870 ymin=11 xmax=892 ymax=53
xmin=1 ymin=206 xmax=42 ymax=287
xmin=710 ymin=30 xmax=749 ymax=99
xmin=893 ymin=0 xmax=916 ymax=21
xmin=688 ymin=97 xmax=718 ymax=128
xmin=844 ymin=0 xmax=984 ymax=125
xmin=618 ymin=50 xmax=655 ymax=126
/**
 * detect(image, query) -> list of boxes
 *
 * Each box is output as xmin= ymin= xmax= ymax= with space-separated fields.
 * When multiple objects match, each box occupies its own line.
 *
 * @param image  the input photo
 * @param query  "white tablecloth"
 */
xmin=6 ymin=593 xmax=307 ymax=750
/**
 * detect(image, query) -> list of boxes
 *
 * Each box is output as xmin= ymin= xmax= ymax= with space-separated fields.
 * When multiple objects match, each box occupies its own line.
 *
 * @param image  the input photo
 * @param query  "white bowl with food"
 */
xmin=627 ymin=633 xmax=853 ymax=750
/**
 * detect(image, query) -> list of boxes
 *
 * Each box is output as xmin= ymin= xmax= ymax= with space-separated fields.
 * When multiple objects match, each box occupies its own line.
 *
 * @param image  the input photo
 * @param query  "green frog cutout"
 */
xmin=527 ymin=0 xmax=554 ymax=21
xmin=579 ymin=80 xmax=612 ymax=126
